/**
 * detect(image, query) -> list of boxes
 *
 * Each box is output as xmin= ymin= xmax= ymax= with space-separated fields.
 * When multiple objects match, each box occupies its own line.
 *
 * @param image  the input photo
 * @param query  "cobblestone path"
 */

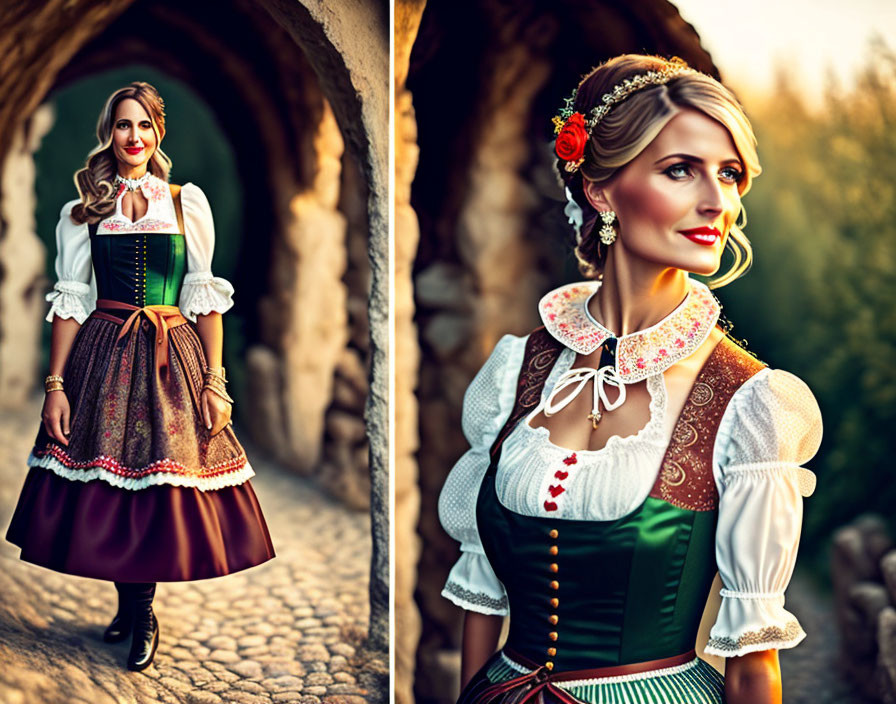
xmin=0 ymin=400 xmax=387 ymax=704
xmin=782 ymin=570 xmax=874 ymax=704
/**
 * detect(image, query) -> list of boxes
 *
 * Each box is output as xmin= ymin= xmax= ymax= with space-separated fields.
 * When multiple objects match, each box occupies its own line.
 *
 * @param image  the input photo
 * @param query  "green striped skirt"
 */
xmin=458 ymin=651 xmax=724 ymax=704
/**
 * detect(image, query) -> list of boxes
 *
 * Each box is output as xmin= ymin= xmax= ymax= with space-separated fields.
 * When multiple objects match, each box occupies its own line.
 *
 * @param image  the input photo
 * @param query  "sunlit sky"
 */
xmin=671 ymin=0 xmax=896 ymax=107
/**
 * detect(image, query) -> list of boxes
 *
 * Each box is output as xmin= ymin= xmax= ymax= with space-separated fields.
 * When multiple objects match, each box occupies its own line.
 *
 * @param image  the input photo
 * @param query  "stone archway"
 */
xmin=0 ymin=0 xmax=387 ymax=652
xmin=396 ymin=1 xmax=720 ymax=700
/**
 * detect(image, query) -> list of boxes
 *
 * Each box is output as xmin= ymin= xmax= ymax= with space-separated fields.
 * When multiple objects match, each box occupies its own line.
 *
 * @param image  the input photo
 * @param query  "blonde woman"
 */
xmin=6 ymin=82 xmax=274 ymax=671
xmin=439 ymin=55 xmax=822 ymax=704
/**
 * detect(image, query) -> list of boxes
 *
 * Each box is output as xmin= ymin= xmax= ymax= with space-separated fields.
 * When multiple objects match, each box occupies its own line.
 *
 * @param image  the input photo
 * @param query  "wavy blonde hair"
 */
xmin=559 ymin=55 xmax=761 ymax=289
xmin=71 ymin=82 xmax=172 ymax=225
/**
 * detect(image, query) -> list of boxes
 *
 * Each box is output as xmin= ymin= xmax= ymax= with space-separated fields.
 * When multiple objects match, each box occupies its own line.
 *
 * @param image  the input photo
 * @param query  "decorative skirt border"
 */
xmin=27 ymin=449 xmax=255 ymax=492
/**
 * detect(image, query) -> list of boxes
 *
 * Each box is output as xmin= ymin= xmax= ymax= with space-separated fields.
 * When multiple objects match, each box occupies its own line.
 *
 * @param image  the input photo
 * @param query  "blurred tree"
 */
xmin=722 ymin=38 xmax=896 ymax=576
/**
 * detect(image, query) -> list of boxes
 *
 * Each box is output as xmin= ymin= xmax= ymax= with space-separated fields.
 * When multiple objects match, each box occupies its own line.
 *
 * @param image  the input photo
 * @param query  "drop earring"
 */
xmin=599 ymin=211 xmax=617 ymax=245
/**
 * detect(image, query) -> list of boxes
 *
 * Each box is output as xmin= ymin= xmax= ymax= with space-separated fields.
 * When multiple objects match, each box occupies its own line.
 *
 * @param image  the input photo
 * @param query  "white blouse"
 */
xmin=438 ymin=332 xmax=823 ymax=658
xmin=45 ymin=175 xmax=235 ymax=323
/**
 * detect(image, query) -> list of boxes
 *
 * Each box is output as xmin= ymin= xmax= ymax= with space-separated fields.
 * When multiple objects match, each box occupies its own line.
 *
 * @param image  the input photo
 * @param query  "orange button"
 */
xmin=547 ymin=647 xmax=557 ymax=657
xmin=549 ymin=545 xmax=559 ymax=556
xmin=549 ymin=615 xmax=559 ymax=625
xmin=549 ymin=563 xmax=559 ymax=573
xmin=550 ymin=597 xmax=559 ymax=608
xmin=548 ymin=632 xmax=558 ymax=641
xmin=549 ymin=580 xmax=559 ymax=590
xmin=549 ymin=529 xmax=559 ymax=539
xmin=545 ymin=661 xmax=554 ymax=670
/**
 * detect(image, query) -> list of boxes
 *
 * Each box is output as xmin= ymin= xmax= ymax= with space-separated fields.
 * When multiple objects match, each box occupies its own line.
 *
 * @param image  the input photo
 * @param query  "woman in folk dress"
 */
xmin=439 ymin=55 xmax=822 ymax=704
xmin=7 ymin=82 xmax=274 ymax=671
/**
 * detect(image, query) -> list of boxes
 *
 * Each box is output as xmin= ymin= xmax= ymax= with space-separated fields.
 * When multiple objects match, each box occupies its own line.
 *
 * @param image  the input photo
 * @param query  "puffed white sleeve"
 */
xmin=438 ymin=333 xmax=527 ymax=615
xmin=705 ymin=368 xmax=823 ymax=657
xmin=45 ymin=199 xmax=95 ymax=324
xmin=178 ymin=183 xmax=235 ymax=322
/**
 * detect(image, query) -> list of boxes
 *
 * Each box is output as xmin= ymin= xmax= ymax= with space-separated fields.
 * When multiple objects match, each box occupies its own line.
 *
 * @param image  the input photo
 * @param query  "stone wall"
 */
xmin=412 ymin=9 xmax=554 ymax=698
xmin=320 ymin=152 xmax=373 ymax=511
xmin=394 ymin=3 xmax=427 ymax=702
xmin=249 ymin=102 xmax=349 ymax=475
xmin=832 ymin=515 xmax=896 ymax=701
xmin=0 ymin=106 xmax=54 ymax=405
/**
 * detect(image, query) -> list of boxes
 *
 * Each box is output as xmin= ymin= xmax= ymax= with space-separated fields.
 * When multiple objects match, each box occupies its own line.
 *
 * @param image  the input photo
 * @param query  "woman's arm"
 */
xmin=724 ymin=649 xmax=781 ymax=704
xmin=42 ymin=316 xmax=82 ymax=445
xmin=461 ymin=612 xmax=503 ymax=689
xmin=195 ymin=311 xmax=223 ymax=368
xmin=49 ymin=316 xmax=81 ymax=377
xmin=194 ymin=311 xmax=231 ymax=434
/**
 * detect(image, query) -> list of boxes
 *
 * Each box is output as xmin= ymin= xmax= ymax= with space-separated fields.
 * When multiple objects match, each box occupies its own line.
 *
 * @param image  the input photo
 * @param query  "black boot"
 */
xmin=127 ymin=582 xmax=159 ymax=671
xmin=104 ymin=582 xmax=134 ymax=643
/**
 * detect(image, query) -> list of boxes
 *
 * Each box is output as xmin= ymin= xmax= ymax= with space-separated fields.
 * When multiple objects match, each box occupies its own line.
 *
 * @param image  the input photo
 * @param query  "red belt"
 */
xmin=476 ymin=649 xmax=697 ymax=704
xmin=91 ymin=299 xmax=189 ymax=377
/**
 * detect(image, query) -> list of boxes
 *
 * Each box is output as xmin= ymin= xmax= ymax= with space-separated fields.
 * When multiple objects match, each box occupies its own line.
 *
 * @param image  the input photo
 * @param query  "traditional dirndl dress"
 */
xmin=6 ymin=175 xmax=274 ymax=582
xmin=439 ymin=281 xmax=824 ymax=704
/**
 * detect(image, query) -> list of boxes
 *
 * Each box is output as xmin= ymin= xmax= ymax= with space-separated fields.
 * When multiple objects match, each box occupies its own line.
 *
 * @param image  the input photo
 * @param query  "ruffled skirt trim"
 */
xmin=27 ymin=447 xmax=256 ymax=492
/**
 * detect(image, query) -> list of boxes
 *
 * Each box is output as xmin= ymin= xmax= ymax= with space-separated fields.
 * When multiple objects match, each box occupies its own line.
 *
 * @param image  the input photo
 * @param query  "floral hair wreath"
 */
xmin=552 ymin=59 xmax=696 ymax=174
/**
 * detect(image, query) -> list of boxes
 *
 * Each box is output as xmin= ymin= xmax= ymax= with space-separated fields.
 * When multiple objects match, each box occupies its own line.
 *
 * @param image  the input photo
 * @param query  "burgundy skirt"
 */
xmin=6 ymin=303 xmax=275 ymax=582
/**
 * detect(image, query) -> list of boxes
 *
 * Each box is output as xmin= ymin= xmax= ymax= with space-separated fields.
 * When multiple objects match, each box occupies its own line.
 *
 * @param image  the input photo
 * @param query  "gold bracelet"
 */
xmin=45 ymin=375 xmax=64 ymax=393
xmin=204 ymin=366 xmax=227 ymax=382
xmin=202 ymin=383 xmax=234 ymax=405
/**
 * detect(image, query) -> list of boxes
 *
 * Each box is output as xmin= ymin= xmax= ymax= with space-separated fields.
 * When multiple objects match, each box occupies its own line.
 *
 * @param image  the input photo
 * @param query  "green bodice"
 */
xmin=90 ymin=232 xmax=186 ymax=307
xmin=476 ymin=471 xmax=718 ymax=671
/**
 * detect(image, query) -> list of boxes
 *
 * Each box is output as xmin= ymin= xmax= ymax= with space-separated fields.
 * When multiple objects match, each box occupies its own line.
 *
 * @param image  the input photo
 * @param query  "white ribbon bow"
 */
xmin=543 ymin=365 xmax=627 ymax=419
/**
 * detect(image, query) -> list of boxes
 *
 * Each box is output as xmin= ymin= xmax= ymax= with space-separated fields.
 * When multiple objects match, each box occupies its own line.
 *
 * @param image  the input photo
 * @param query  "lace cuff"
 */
xmin=179 ymin=271 xmax=235 ymax=321
xmin=45 ymin=281 xmax=93 ymax=323
xmin=442 ymin=551 xmax=509 ymax=616
xmin=705 ymin=591 xmax=805 ymax=657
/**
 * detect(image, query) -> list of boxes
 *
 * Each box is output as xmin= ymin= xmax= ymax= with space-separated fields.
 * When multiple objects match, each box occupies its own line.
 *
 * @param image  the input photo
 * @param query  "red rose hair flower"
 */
xmin=554 ymin=112 xmax=588 ymax=171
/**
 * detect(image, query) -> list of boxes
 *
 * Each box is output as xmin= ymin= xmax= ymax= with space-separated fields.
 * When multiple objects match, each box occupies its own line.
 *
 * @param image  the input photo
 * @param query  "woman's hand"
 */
xmin=42 ymin=390 xmax=71 ymax=446
xmin=201 ymin=388 xmax=232 ymax=436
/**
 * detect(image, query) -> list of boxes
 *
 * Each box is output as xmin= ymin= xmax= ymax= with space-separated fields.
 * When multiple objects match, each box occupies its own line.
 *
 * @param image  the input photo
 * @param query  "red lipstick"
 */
xmin=679 ymin=226 xmax=721 ymax=246
xmin=125 ymin=147 xmax=144 ymax=155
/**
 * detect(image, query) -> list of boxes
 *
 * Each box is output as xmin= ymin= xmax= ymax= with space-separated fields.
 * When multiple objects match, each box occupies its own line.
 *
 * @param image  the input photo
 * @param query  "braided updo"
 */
xmin=556 ymin=55 xmax=761 ymax=288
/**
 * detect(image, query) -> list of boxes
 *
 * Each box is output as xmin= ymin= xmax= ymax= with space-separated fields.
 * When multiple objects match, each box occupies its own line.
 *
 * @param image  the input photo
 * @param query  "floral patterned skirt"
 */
xmin=6 ymin=304 xmax=275 ymax=582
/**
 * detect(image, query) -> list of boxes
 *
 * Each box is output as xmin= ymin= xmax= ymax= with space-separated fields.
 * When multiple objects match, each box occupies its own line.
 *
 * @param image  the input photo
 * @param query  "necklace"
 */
xmin=114 ymin=172 xmax=151 ymax=192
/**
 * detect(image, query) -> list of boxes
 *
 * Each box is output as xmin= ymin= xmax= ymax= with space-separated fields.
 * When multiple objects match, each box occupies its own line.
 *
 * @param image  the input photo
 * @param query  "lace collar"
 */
xmin=538 ymin=279 xmax=720 ymax=382
xmin=98 ymin=174 xmax=176 ymax=234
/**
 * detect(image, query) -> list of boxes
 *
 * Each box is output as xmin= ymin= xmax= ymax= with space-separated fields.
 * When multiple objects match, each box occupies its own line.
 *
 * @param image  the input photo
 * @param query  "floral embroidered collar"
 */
xmin=99 ymin=173 xmax=177 ymax=235
xmin=538 ymin=279 xmax=720 ymax=382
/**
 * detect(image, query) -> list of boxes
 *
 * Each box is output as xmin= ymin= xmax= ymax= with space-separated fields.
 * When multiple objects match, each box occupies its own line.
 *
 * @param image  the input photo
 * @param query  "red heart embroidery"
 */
xmin=563 ymin=453 xmax=578 ymax=465
xmin=544 ymin=501 xmax=558 ymax=512
xmin=549 ymin=485 xmax=565 ymax=498
xmin=554 ymin=470 xmax=569 ymax=480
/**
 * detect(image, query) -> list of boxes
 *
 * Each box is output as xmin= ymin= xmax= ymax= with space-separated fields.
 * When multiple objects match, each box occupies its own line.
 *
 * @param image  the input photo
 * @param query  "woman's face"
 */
xmin=111 ymin=98 xmax=157 ymax=174
xmin=587 ymin=108 xmax=744 ymax=277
